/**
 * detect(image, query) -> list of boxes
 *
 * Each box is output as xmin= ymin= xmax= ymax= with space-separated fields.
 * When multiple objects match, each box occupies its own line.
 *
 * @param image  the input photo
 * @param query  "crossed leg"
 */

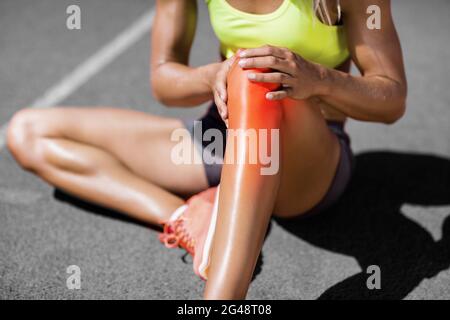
xmin=7 ymin=107 xmax=209 ymax=225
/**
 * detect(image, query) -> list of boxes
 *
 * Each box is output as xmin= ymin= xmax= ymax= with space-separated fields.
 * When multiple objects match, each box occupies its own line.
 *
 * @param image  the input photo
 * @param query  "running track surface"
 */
xmin=1 ymin=0 xmax=450 ymax=299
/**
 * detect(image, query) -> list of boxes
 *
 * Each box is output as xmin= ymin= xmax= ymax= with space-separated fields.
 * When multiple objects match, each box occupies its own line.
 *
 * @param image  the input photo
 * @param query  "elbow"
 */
xmin=382 ymin=100 xmax=406 ymax=124
xmin=381 ymin=85 xmax=407 ymax=124
xmin=151 ymin=88 xmax=176 ymax=107
xmin=150 ymin=77 xmax=177 ymax=108
xmin=150 ymin=67 xmax=180 ymax=108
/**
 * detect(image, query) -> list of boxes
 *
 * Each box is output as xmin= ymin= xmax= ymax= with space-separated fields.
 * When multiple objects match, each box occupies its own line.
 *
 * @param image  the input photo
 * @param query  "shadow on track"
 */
xmin=53 ymin=187 xmax=269 ymax=282
xmin=275 ymin=151 xmax=450 ymax=299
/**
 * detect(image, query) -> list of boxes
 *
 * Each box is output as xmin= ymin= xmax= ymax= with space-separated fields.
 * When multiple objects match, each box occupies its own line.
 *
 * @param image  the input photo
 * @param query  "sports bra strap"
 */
xmin=315 ymin=0 xmax=342 ymax=25
xmin=337 ymin=0 xmax=342 ymax=24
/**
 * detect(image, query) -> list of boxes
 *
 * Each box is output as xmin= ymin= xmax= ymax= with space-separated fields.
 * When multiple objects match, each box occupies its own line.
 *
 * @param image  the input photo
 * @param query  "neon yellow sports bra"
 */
xmin=206 ymin=0 xmax=349 ymax=68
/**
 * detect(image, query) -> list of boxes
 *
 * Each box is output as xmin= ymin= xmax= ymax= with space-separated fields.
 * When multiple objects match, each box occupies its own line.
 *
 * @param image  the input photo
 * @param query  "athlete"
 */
xmin=6 ymin=0 xmax=407 ymax=299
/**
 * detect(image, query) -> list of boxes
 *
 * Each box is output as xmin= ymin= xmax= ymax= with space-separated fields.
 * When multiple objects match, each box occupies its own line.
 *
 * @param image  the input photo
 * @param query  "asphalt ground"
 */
xmin=0 ymin=0 xmax=450 ymax=299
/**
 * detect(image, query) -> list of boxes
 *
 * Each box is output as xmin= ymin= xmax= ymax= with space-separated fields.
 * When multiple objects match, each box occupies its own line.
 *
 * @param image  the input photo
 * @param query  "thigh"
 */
xmin=274 ymin=99 xmax=342 ymax=216
xmin=30 ymin=107 xmax=209 ymax=195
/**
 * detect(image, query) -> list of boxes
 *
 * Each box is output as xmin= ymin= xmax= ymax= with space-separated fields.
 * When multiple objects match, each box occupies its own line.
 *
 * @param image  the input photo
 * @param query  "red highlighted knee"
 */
xmin=226 ymin=59 xmax=282 ymax=130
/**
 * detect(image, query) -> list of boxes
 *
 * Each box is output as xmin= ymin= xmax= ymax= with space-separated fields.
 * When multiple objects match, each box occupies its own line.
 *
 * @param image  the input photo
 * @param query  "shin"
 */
xmin=204 ymin=61 xmax=283 ymax=299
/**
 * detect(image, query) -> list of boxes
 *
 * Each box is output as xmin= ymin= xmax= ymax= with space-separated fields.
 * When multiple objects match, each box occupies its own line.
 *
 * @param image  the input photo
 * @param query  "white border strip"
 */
xmin=198 ymin=185 xmax=220 ymax=279
xmin=0 ymin=8 xmax=155 ymax=151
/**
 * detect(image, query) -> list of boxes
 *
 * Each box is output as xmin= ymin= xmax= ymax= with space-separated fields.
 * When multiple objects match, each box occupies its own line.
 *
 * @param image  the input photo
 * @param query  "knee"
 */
xmin=227 ymin=65 xmax=283 ymax=130
xmin=7 ymin=108 xmax=46 ymax=170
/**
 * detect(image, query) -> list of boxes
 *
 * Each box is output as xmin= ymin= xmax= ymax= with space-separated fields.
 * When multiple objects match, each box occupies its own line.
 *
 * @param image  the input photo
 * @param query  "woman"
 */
xmin=6 ymin=0 xmax=406 ymax=299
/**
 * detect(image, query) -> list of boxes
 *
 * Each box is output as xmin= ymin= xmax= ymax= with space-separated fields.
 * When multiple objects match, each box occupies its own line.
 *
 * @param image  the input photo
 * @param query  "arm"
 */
xmin=235 ymin=0 xmax=407 ymax=124
xmin=317 ymin=0 xmax=407 ymax=123
xmin=150 ymin=0 xmax=221 ymax=107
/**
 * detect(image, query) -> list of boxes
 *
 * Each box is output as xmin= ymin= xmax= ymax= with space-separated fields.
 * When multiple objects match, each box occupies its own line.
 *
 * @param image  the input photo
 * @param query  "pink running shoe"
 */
xmin=159 ymin=186 xmax=220 ymax=280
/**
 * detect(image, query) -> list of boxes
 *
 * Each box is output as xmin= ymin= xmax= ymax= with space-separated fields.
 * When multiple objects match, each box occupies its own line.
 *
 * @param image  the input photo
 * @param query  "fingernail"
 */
xmin=247 ymin=73 xmax=256 ymax=80
xmin=220 ymin=93 xmax=225 ymax=100
xmin=239 ymin=50 xmax=247 ymax=57
xmin=266 ymin=93 xmax=273 ymax=100
xmin=238 ymin=59 xmax=247 ymax=67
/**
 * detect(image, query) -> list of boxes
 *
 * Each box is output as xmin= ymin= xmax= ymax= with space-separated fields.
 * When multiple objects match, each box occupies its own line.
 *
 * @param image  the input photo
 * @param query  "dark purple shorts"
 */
xmin=183 ymin=104 xmax=354 ymax=217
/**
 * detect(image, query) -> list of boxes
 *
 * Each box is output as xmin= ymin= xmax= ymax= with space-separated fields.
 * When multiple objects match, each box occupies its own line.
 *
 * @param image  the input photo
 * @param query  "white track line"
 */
xmin=0 ymin=8 xmax=155 ymax=151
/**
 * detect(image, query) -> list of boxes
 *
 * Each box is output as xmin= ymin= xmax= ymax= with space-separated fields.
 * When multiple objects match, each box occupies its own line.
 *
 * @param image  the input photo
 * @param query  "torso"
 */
xmin=209 ymin=0 xmax=350 ymax=122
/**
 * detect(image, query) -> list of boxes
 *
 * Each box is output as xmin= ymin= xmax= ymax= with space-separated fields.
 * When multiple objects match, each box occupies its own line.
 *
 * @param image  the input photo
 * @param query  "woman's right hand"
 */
xmin=212 ymin=55 xmax=237 ymax=123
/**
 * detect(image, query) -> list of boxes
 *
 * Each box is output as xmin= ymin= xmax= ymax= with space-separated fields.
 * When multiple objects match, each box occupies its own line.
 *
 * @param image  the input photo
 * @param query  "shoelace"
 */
xmin=159 ymin=216 xmax=196 ymax=255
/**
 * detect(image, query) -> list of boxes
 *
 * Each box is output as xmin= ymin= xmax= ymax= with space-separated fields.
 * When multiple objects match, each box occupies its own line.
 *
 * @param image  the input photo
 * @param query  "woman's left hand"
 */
xmin=238 ymin=45 xmax=327 ymax=101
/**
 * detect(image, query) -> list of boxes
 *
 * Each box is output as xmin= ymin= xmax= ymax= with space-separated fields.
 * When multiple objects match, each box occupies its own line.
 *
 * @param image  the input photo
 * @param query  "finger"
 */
xmin=266 ymin=89 xmax=292 ymax=101
xmin=214 ymin=91 xmax=228 ymax=120
xmin=247 ymin=72 xmax=292 ymax=85
xmin=227 ymin=54 xmax=237 ymax=66
xmin=236 ymin=48 xmax=246 ymax=56
xmin=239 ymin=56 xmax=293 ymax=75
xmin=215 ymin=79 xmax=227 ymax=102
xmin=239 ymin=45 xmax=288 ymax=59
xmin=216 ymin=57 xmax=236 ymax=102
xmin=216 ymin=66 xmax=229 ymax=101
